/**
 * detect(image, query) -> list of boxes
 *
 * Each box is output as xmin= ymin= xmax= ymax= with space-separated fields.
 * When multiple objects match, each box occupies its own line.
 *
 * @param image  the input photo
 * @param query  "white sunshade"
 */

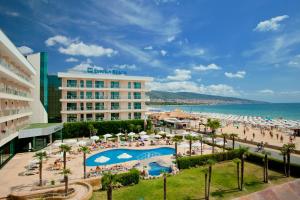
xmin=54 ymin=142 xmax=66 ymax=147
xmin=154 ymin=134 xmax=162 ymax=138
xmin=104 ymin=134 xmax=113 ymax=138
xmin=190 ymin=132 xmax=198 ymax=137
xmin=128 ymin=132 xmax=136 ymax=136
xmin=95 ymin=156 xmax=110 ymax=163
xmin=117 ymin=153 xmax=132 ymax=159
xmin=139 ymin=131 xmax=147 ymax=135
xmin=141 ymin=135 xmax=150 ymax=139
xmin=116 ymin=133 xmax=124 ymax=136
xmin=158 ymin=131 xmax=166 ymax=135
xmin=166 ymin=134 xmax=175 ymax=137
xmin=192 ymin=142 xmax=201 ymax=147
xmin=77 ymin=141 xmax=86 ymax=146
xmin=91 ymin=136 xmax=100 ymax=141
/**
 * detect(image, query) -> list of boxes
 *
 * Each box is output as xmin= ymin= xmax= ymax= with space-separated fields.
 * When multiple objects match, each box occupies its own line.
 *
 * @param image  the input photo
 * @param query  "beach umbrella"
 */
xmin=116 ymin=133 xmax=124 ymax=142
xmin=139 ymin=131 xmax=147 ymax=135
xmin=166 ymin=134 xmax=175 ymax=138
xmin=104 ymin=133 xmax=113 ymax=142
xmin=95 ymin=156 xmax=110 ymax=163
xmin=154 ymin=134 xmax=162 ymax=139
xmin=128 ymin=132 xmax=136 ymax=142
xmin=117 ymin=153 xmax=132 ymax=159
xmin=91 ymin=135 xmax=100 ymax=141
xmin=190 ymin=132 xmax=198 ymax=137
xmin=192 ymin=142 xmax=201 ymax=147
xmin=141 ymin=135 xmax=150 ymax=140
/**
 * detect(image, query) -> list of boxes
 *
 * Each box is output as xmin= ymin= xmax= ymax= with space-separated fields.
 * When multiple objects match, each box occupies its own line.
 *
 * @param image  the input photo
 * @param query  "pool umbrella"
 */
xmin=116 ymin=133 xmax=124 ymax=142
xmin=190 ymin=132 xmax=198 ymax=137
xmin=166 ymin=134 xmax=175 ymax=138
xmin=139 ymin=131 xmax=147 ymax=135
xmin=192 ymin=142 xmax=201 ymax=147
xmin=91 ymin=136 xmax=100 ymax=141
xmin=154 ymin=134 xmax=162 ymax=139
xmin=77 ymin=141 xmax=86 ymax=146
xmin=128 ymin=132 xmax=136 ymax=142
xmin=95 ymin=156 xmax=110 ymax=163
xmin=117 ymin=153 xmax=132 ymax=159
xmin=158 ymin=131 xmax=166 ymax=135
xmin=104 ymin=133 xmax=113 ymax=142
xmin=141 ymin=135 xmax=150 ymax=140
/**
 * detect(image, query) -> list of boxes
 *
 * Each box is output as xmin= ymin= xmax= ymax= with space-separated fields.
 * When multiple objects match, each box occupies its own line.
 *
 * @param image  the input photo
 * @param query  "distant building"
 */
xmin=58 ymin=71 xmax=153 ymax=122
xmin=48 ymin=75 xmax=61 ymax=122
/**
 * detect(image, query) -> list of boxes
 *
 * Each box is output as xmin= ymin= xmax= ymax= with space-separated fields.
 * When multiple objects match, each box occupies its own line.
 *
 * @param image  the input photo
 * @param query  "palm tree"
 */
xmin=59 ymin=144 xmax=72 ymax=170
xmin=206 ymin=119 xmax=221 ymax=135
xmin=186 ymin=135 xmax=196 ymax=156
xmin=172 ymin=136 xmax=182 ymax=158
xmin=237 ymin=146 xmax=249 ymax=190
xmin=284 ymin=143 xmax=295 ymax=177
xmin=199 ymin=135 xmax=203 ymax=155
xmin=60 ymin=168 xmax=71 ymax=196
xmin=79 ymin=146 xmax=90 ymax=179
xmin=163 ymin=172 xmax=167 ymax=200
xmin=221 ymin=133 xmax=228 ymax=152
xmin=102 ymin=172 xmax=117 ymax=200
xmin=232 ymin=158 xmax=241 ymax=190
xmin=230 ymin=133 xmax=238 ymax=150
xmin=34 ymin=151 xmax=47 ymax=186
xmin=261 ymin=150 xmax=271 ymax=183
xmin=280 ymin=146 xmax=287 ymax=176
xmin=129 ymin=123 xmax=135 ymax=132
xmin=201 ymin=166 xmax=209 ymax=200
xmin=208 ymin=134 xmax=216 ymax=154
xmin=207 ymin=159 xmax=216 ymax=200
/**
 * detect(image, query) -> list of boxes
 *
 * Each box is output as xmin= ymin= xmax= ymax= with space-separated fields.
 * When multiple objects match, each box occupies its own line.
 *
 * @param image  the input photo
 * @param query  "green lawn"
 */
xmin=91 ymin=161 xmax=293 ymax=200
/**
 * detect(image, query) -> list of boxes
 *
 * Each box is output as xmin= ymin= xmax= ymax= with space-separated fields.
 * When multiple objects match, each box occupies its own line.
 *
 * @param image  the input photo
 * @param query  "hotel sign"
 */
xmin=87 ymin=67 xmax=127 ymax=75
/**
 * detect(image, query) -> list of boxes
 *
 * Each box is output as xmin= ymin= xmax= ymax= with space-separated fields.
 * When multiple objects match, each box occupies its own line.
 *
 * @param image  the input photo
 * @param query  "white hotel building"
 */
xmin=58 ymin=70 xmax=153 ymax=122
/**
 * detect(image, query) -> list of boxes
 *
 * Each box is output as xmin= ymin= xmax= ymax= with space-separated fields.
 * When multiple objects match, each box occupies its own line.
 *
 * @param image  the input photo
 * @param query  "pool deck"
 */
xmin=0 ymin=141 xmax=216 ymax=198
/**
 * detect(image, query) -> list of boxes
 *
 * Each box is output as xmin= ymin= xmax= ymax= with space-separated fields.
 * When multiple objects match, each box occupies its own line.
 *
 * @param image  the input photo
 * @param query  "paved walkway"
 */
xmin=234 ymin=179 xmax=300 ymax=200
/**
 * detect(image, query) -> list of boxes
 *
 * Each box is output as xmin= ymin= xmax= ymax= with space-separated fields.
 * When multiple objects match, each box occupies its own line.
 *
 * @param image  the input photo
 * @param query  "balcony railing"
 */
xmin=0 ymin=84 xmax=30 ymax=98
xmin=62 ymin=106 xmax=145 ymax=112
xmin=0 ymin=108 xmax=31 ymax=117
xmin=63 ymin=95 xmax=149 ymax=100
xmin=61 ymin=84 xmax=145 ymax=90
xmin=0 ymin=58 xmax=33 ymax=85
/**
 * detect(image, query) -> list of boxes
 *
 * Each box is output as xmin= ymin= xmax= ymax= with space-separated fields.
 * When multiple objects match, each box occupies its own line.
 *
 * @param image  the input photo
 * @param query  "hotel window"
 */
xmin=128 ymin=82 xmax=131 ymax=88
xmin=67 ymin=103 xmax=77 ymax=111
xmin=134 ymin=102 xmax=141 ymax=109
xmin=133 ymin=82 xmax=141 ymax=89
xmin=67 ymin=80 xmax=77 ymax=87
xmin=80 ymin=103 xmax=84 ymax=110
xmin=86 ymin=113 xmax=93 ymax=121
xmin=111 ymin=91 xmax=120 ymax=99
xmin=95 ymin=81 xmax=104 ymax=88
xmin=86 ymin=80 xmax=93 ymax=88
xmin=67 ymin=91 xmax=77 ymax=99
xmin=67 ymin=114 xmax=77 ymax=122
xmin=111 ymin=81 xmax=120 ymax=88
xmin=95 ymin=102 xmax=104 ymax=110
xmin=86 ymin=103 xmax=93 ymax=110
xmin=128 ymin=102 xmax=131 ymax=109
xmin=86 ymin=91 xmax=93 ymax=99
xmin=80 ymin=91 xmax=84 ymax=99
xmin=80 ymin=80 xmax=84 ymax=88
xmin=95 ymin=91 xmax=104 ymax=99
xmin=128 ymin=92 xmax=131 ymax=99
xmin=134 ymin=92 xmax=141 ymax=99
xmin=128 ymin=113 xmax=132 ymax=119
xmin=80 ymin=114 xmax=84 ymax=121
xmin=96 ymin=113 xmax=104 ymax=121
xmin=111 ymin=113 xmax=119 ymax=120
xmin=111 ymin=102 xmax=120 ymax=110
xmin=134 ymin=112 xmax=141 ymax=119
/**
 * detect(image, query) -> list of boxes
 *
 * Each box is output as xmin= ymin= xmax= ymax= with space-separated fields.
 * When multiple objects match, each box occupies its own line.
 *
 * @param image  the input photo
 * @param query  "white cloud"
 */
xmin=144 ymin=46 xmax=153 ymax=50
xmin=45 ymin=35 xmax=72 ymax=46
xmin=193 ymin=63 xmax=221 ymax=71
xmin=254 ymin=15 xmax=289 ymax=32
xmin=67 ymin=59 xmax=103 ymax=73
xmin=18 ymin=46 xmax=33 ymax=55
xmin=59 ymin=42 xmax=117 ymax=57
xmin=149 ymin=80 xmax=239 ymax=97
xmin=166 ymin=69 xmax=191 ymax=81
xmin=160 ymin=50 xmax=167 ymax=56
xmin=183 ymin=48 xmax=205 ymax=57
xmin=5 ymin=11 xmax=19 ymax=17
xmin=113 ymin=64 xmax=137 ymax=70
xmin=259 ymin=89 xmax=274 ymax=95
xmin=225 ymin=71 xmax=246 ymax=79
xmin=65 ymin=57 xmax=79 ymax=62
xmin=167 ymin=36 xmax=175 ymax=42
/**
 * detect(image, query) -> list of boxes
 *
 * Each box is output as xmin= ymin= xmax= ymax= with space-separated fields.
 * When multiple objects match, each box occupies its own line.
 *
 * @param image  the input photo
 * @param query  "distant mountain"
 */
xmin=147 ymin=90 xmax=264 ymax=105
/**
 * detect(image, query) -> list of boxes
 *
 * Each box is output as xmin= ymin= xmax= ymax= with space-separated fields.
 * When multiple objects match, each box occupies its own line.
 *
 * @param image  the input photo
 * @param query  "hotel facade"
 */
xmin=58 ymin=70 xmax=153 ymax=123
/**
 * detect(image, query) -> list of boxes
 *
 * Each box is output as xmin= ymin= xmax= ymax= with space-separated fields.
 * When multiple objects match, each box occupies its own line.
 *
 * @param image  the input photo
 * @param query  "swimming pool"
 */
xmin=148 ymin=162 xmax=171 ymax=176
xmin=86 ymin=147 xmax=175 ymax=166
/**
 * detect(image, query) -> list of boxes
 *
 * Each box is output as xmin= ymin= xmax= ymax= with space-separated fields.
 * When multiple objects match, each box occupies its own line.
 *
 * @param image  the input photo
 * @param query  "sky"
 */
xmin=1 ymin=0 xmax=300 ymax=103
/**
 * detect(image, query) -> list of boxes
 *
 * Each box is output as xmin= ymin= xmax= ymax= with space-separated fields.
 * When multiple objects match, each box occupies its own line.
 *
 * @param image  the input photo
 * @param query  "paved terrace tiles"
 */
xmin=234 ymin=179 xmax=300 ymax=200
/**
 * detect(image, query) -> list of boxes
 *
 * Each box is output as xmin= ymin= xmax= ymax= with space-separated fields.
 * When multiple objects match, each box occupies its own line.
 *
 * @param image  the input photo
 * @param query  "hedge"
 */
xmin=101 ymin=169 xmax=140 ymax=190
xmin=246 ymin=153 xmax=300 ymax=177
xmin=61 ymin=120 xmax=152 ymax=139
xmin=176 ymin=150 xmax=241 ymax=169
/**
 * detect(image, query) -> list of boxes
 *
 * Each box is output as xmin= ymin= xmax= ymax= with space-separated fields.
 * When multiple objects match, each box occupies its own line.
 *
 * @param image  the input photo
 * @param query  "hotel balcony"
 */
xmin=0 ymin=108 xmax=32 ymax=123
xmin=0 ymin=84 xmax=33 ymax=101
xmin=60 ymin=106 xmax=147 ymax=114
xmin=0 ymin=122 xmax=28 ymax=146
xmin=60 ymin=95 xmax=150 ymax=102
xmin=59 ymin=84 xmax=149 ymax=92
xmin=0 ymin=58 xmax=35 ymax=88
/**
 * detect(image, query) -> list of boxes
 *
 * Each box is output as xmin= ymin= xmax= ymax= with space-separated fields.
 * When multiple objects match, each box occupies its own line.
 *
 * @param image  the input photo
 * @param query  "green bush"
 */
xmin=176 ymin=150 xmax=240 ymax=169
xmin=246 ymin=152 xmax=300 ymax=177
xmin=101 ymin=169 xmax=140 ymax=190
xmin=62 ymin=120 xmax=152 ymax=139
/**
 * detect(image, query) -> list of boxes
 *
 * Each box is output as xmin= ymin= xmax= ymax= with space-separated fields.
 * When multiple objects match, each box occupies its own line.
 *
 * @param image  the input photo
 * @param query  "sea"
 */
xmin=149 ymin=103 xmax=300 ymax=121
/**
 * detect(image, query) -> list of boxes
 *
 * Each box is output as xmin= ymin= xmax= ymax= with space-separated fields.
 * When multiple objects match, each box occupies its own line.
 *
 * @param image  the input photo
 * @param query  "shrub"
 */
xmin=61 ymin=120 xmax=152 ymax=139
xmin=176 ymin=150 xmax=240 ymax=169
xmin=101 ymin=169 xmax=140 ymax=190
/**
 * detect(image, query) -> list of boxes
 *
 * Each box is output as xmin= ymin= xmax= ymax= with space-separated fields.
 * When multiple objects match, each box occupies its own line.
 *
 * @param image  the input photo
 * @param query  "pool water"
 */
xmin=86 ymin=147 xmax=175 ymax=166
xmin=148 ymin=162 xmax=171 ymax=176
